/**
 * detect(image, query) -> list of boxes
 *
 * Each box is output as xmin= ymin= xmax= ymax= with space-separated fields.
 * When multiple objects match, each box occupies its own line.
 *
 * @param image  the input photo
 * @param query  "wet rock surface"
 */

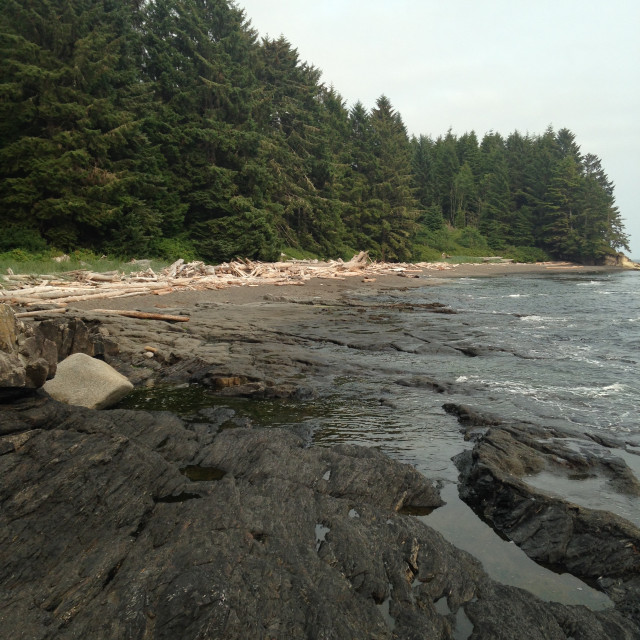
xmin=2 ymin=287 xmax=640 ymax=638
xmin=2 ymin=396 xmax=639 ymax=639
xmin=448 ymin=402 xmax=640 ymax=629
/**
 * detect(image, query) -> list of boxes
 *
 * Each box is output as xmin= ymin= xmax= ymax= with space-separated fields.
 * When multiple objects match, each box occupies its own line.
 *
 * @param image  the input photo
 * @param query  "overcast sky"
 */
xmin=238 ymin=0 xmax=640 ymax=258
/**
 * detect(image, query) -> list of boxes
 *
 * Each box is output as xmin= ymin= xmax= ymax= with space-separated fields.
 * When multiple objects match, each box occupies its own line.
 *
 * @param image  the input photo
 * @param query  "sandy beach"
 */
xmin=68 ymin=260 xmax=619 ymax=312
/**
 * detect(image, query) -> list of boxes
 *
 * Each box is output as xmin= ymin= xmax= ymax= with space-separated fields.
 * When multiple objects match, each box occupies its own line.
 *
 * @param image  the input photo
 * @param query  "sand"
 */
xmin=69 ymin=261 xmax=619 ymax=312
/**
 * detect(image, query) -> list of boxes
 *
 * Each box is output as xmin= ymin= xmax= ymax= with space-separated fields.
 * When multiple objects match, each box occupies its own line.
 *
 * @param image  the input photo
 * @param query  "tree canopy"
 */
xmin=0 ymin=0 xmax=629 ymax=263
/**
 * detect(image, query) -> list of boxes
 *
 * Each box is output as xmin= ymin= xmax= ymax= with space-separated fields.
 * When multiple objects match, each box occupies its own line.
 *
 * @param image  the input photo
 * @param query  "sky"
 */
xmin=237 ymin=0 xmax=640 ymax=258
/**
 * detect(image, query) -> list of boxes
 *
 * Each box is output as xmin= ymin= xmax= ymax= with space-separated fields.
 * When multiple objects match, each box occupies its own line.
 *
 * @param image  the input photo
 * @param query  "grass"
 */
xmin=279 ymin=246 xmax=322 ymax=261
xmin=445 ymin=255 xmax=494 ymax=264
xmin=0 ymin=250 xmax=170 ymax=278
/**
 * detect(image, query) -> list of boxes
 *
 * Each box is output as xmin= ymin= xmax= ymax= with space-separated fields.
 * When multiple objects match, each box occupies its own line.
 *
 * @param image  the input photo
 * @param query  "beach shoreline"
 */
xmin=3 ymin=261 xmax=640 ymax=637
xmin=65 ymin=260 xmax=622 ymax=312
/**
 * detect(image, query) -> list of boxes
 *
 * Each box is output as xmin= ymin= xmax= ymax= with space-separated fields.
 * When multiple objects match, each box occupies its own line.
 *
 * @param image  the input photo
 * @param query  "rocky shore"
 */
xmin=2 ymin=267 xmax=639 ymax=639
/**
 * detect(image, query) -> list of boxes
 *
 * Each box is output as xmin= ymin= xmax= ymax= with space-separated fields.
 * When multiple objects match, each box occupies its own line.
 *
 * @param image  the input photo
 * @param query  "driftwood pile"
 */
xmin=0 ymin=252 xmax=454 ymax=318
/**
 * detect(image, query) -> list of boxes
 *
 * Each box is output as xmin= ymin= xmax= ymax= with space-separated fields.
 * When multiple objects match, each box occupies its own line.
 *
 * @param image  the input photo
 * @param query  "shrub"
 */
xmin=150 ymin=237 xmax=199 ymax=262
xmin=0 ymin=226 xmax=48 ymax=253
xmin=504 ymin=246 xmax=550 ymax=263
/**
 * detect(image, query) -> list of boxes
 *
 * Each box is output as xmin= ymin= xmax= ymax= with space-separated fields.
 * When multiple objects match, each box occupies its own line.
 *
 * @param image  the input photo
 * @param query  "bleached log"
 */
xmin=26 ymin=285 xmax=169 ymax=305
xmin=164 ymin=259 xmax=184 ymax=278
xmin=343 ymin=251 xmax=370 ymax=269
xmin=22 ymin=288 xmax=102 ymax=300
xmin=14 ymin=308 xmax=69 ymax=318
xmin=85 ymin=272 xmax=122 ymax=282
xmin=92 ymin=309 xmax=189 ymax=322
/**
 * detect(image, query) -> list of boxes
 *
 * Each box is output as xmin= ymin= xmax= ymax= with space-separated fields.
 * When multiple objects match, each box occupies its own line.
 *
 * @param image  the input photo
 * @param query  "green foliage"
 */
xmin=0 ymin=225 xmax=48 ymax=253
xmin=0 ymin=0 xmax=628 ymax=265
xmin=413 ymin=225 xmax=492 ymax=259
xmin=149 ymin=237 xmax=199 ymax=263
xmin=411 ymin=244 xmax=447 ymax=262
xmin=279 ymin=246 xmax=322 ymax=261
xmin=503 ymin=246 xmax=550 ymax=263
xmin=193 ymin=200 xmax=280 ymax=263
xmin=454 ymin=226 xmax=491 ymax=253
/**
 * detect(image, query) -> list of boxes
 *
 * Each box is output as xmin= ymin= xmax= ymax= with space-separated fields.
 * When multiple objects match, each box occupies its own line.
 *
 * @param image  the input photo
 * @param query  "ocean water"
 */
xmin=307 ymin=269 xmax=640 ymax=608
xmin=411 ymin=270 xmax=640 ymax=435
xmin=311 ymin=270 xmax=640 ymax=466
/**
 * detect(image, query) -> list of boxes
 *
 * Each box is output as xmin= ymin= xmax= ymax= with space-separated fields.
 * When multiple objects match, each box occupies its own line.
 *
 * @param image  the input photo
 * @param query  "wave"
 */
xmin=601 ymin=382 xmax=626 ymax=393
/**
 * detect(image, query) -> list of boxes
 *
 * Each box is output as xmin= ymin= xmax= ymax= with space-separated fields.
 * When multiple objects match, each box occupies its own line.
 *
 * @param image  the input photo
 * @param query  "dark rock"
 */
xmin=449 ymin=404 xmax=640 ymax=629
xmin=38 ymin=316 xmax=95 ymax=359
xmin=445 ymin=402 xmax=640 ymax=496
xmin=197 ymin=428 xmax=443 ymax=513
xmin=38 ymin=316 xmax=120 ymax=361
xmin=396 ymin=375 xmax=451 ymax=394
xmin=443 ymin=402 xmax=505 ymax=427
xmin=0 ymin=304 xmax=58 ymax=398
xmin=195 ymin=405 xmax=237 ymax=425
xmin=1 ymin=398 xmax=639 ymax=638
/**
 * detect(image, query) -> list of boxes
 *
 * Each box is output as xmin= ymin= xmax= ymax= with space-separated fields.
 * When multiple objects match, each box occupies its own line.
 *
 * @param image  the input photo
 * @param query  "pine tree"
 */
xmin=456 ymin=131 xmax=481 ymax=177
xmin=341 ymin=101 xmax=380 ymax=251
xmin=0 ymin=0 xmax=169 ymax=254
xmin=477 ymin=133 xmax=511 ymax=249
xmin=578 ymin=153 xmax=629 ymax=260
xmin=451 ymin=162 xmax=478 ymax=228
xmin=411 ymin=135 xmax=443 ymax=231
xmin=541 ymin=156 xmax=582 ymax=259
xmin=141 ymin=0 xmax=275 ymax=262
xmin=368 ymin=95 xmax=418 ymax=260
xmin=555 ymin=127 xmax=582 ymax=166
xmin=432 ymin=131 xmax=460 ymax=225
xmin=251 ymin=36 xmax=346 ymax=256
xmin=505 ymin=131 xmax=535 ymax=246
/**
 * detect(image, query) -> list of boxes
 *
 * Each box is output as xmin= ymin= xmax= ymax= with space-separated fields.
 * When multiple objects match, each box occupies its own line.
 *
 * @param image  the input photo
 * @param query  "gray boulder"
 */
xmin=43 ymin=352 xmax=133 ymax=409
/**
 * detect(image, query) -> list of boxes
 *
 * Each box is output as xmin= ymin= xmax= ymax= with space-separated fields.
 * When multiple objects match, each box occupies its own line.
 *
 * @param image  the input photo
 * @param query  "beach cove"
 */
xmin=2 ymin=261 xmax=639 ymax=639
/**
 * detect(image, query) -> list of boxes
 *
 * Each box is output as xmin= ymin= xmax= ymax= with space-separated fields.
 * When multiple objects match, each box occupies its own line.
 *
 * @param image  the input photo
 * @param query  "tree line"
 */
xmin=0 ymin=0 xmax=629 ymax=264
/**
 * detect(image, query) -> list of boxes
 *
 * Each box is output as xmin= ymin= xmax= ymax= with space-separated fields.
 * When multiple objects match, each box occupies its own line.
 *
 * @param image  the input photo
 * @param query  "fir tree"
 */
xmin=0 ymin=0 xmax=169 ymax=254
xmin=411 ymin=135 xmax=443 ymax=231
xmin=541 ymin=156 xmax=582 ymax=259
xmin=478 ymin=133 xmax=511 ymax=249
xmin=368 ymin=95 xmax=418 ymax=260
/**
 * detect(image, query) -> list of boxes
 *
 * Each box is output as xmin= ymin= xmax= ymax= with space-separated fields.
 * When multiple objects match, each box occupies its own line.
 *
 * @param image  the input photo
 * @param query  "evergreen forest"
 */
xmin=0 ymin=0 xmax=630 ymax=264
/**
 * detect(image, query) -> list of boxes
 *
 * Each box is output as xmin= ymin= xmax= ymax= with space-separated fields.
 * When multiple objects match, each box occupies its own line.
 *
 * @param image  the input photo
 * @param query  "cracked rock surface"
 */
xmin=3 ymin=283 xmax=640 ymax=639
xmin=449 ymin=403 xmax=640 ymax=632
xmin=2 ymin=395 xmax=639 ymax=639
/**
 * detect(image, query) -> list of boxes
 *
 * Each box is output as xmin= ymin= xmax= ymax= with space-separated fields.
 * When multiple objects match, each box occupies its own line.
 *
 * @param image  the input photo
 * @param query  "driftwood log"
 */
xmin=14 ymin=308 xmax=69 ymax=318
xmin=91 ymin=309 xmax=189 ymax=322
xmin=0 ymin=252 xmax=461 ymax=309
